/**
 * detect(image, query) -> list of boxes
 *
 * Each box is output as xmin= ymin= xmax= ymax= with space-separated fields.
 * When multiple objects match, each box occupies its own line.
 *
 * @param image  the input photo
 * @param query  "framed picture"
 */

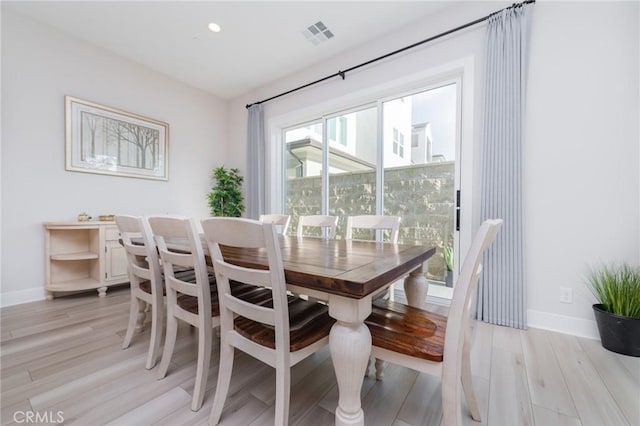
xmin=65 ymin=96 xmax=169 ymax=180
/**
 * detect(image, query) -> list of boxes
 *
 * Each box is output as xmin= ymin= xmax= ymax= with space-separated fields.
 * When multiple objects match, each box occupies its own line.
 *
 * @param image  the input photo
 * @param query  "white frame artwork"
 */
xmin=65 ymin=96 xmax=169 ymax=180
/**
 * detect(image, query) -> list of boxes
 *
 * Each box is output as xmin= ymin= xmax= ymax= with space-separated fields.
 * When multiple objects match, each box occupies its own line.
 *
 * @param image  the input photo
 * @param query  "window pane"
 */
xmin=327 ymin=107 xmax=377 ymax=238
xmin=285 ymin=122 xmax=323 ymax=235
xmin=382 ymin=83 xmax=457 ymax=285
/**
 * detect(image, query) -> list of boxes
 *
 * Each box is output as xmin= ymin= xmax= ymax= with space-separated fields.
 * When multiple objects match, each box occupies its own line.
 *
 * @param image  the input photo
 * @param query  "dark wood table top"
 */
xmin=220 ymin=236 xmax=435 ymax=299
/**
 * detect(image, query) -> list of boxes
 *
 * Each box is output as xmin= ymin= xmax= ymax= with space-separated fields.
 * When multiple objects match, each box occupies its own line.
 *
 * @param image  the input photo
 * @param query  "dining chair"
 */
xmin=116 ymin=215 xmax=170 ymax=370
xmin=346 ymin=215 xmax=401 ymax=302
xmin=148 ymin=216 xmax=271 ymax=411
xmin=201 ymin=218 xmax=335 ymax=426
xmin=345 ymin=215 xmax=401 ymax=243
xmin=148 ymin=216 xmax=214 ymax=411
xmin=364 ymin=218 xmax=503 ymax=425
xmin=296 ymin=214 xmax=338 ymax=239
xmin=259 ymin=214 xmax=291 ymax=235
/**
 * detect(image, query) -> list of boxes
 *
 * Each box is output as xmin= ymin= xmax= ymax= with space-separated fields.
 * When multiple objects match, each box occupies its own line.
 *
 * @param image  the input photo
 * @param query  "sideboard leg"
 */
xmin=97 ymin=286 xmax=107 ymax=298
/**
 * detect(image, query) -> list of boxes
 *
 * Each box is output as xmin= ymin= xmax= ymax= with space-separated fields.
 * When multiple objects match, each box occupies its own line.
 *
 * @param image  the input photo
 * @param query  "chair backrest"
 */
xmin=115 ymin=215 xmax=162 ymax=295
xmin=148 ymin=216 xmax=212 ymax=322
xmin=259 ymin=214 xmax=291 ymax=235
xmin=296 ymin=215 xmax=338 ymax=239
xmin=345 ymin=215 xmax=401 ymax=243
xmin=201 ymin=218 xmax=290 ymax=353
xmin=443 ymin=219 xmax=502 ymax=378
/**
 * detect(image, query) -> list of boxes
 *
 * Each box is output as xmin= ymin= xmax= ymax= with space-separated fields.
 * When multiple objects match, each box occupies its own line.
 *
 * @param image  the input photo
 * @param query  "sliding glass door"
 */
xmin=284 ymin=79 xmax=460 ymax=292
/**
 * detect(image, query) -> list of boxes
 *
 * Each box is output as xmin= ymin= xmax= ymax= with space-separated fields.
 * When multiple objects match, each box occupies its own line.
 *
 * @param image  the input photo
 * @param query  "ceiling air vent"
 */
xmin=302 ymin=21 xmax=334 ymax=46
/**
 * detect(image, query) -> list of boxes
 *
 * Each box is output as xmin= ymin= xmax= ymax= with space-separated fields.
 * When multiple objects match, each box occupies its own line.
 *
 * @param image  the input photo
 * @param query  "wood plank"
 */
xmin=548 ymin=331 xmax=629 ymax=426
xmin=487 ymin=327 xmax=534 ymax=426
xmin=532 ymin=404 xmax=582 ymax=426
xmin=396 ymin=372 xmax=442 ymax=426
xmin=521 ymin=327 xmax=578 ymax=417
xmin=578 ymin=336 xmax=640 ymax=425
xmin=250 ymin=346 xmax=331 ymax=405
xmin=361 ymin=363 xmax=418 ymax=426
xmin=614 ymin=351 xmax=640 ymax=382
xmin=461 ymin=376 xmax=490 ymax=426
xmin=106 ymin=387 xmax=192 ymax=425
xmin=469 ymin=320 xmax=493 ymax=381
xmin=248 ymin=357 xmax=337 ymax=425
xmin=292 ymin=405 xmax=336 ymax=426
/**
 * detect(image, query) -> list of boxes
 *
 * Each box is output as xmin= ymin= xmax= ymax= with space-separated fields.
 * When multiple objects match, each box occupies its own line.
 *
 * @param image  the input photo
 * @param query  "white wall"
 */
xmin=525 ymin=2 xmax=639 ymax=337
xmin=1 ymin=10 xmax=228 ymax=305
xmin=228 ymin=2 xmax=639 ymax=337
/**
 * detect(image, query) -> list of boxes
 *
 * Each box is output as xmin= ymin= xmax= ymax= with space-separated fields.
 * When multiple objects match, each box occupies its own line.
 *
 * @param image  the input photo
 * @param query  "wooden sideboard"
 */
xmin=44 ymin=221 xmax=129 ymax=299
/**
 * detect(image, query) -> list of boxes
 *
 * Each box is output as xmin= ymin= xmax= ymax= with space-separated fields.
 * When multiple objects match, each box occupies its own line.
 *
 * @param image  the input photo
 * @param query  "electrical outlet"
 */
xmin=560 ymin=287 xmax=573 ymax=304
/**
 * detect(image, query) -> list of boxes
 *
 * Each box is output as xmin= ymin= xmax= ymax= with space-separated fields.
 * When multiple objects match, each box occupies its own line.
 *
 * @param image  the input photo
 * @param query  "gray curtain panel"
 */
xmin=246 ymin=104 xmax=265 ymax=219
xmin=476 ymin=4 xmax=532 ymax=329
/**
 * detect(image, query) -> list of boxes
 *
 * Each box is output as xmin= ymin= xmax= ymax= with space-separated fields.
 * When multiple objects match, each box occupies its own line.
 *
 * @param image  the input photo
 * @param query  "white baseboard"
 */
xmin=528 ymin=309 xmax=600 ymax=340
xmin=1 ymin=287 xmax=47 ymax=308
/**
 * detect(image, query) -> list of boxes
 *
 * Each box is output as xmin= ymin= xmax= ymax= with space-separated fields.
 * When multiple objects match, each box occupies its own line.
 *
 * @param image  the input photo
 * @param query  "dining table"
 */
xmin=158 ymin=234 xmax=435 ymax=425
xmin=215 ymin=235 xmax=435 ymax=426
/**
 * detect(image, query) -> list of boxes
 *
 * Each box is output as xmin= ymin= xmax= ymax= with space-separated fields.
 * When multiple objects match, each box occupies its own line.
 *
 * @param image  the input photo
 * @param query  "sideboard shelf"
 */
xmin=44 ymin=221 xmax=129 ymax=299
xmin=50 ymin=252 xmax=100 ymax=261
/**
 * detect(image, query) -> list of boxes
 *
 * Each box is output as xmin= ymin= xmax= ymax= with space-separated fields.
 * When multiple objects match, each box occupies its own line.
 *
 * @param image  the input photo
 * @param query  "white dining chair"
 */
xmin=149 ymin=216 xmax=271 ymax=411
xmin=116 ymin=215 xmax=170 ymax=370
xmin=201 ymin=217 xmax=335 ymax=426
xmin=259 ymin=214 xmax=291 ymax=235
xmin=345 ymin=215 xmax=401 ymax=243
xmin=296 ymin=214 xmax=338 ymax=239
xmin=365 ymin=219 xmax=503 ymax=425
xmin=148 ymin=216 xmax=215 ymax=411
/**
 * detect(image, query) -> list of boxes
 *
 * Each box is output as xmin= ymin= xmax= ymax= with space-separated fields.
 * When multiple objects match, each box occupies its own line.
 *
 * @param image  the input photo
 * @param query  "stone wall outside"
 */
xmin=286 ymin=161 xmax=455 ymax=279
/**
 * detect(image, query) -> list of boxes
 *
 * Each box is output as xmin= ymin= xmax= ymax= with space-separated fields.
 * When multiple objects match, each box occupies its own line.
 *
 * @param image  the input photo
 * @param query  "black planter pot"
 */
xmin=592 ymin=304 xmax=640 ymax=357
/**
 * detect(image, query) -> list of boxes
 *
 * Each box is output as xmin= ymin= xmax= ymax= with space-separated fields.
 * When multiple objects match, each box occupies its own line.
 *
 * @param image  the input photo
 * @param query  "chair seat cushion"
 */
xmin=234 ymin=297 xmax=335 ymax=352
xmin=365 ymin=299 xmax=447 ymax=362
xmin=139 ymin=280 xmax=159 ymax=295
xmin=177 ymin=279 xmax=272 ymax=318
xmin=139 ymin=268 xmax=197 ymax=296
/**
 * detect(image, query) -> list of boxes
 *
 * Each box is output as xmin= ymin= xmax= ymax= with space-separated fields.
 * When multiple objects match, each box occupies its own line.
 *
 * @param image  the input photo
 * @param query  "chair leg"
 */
xmin=157 ymin=313 xmax=178 ymax=379
xmin=191 ymin=325 xmax=212 ymax=411
xmin=374 ymin=358 xmax=386 ymax=380
xmin=461 ymin=333 xmax=481 ymax=421
xmin=145 ymin=300 xmax=163 ymax=370
xmin=274 ymin=360 xmax=291 ymax=426
xmin=122 ymin=295 xmax=139 ymax=349
xmin=209 ymin=340 xmax=235 ymax=425
xmin=441 ymin=367 xmax=463 ymax=426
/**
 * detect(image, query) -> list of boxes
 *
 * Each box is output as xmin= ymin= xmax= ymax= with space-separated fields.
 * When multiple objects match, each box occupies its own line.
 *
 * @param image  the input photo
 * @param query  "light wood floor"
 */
xmin=1 ymin=286 xmax=638 ymax=426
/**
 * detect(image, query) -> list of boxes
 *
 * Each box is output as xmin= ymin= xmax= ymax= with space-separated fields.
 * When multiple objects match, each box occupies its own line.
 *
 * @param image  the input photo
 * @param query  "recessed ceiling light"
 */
xmin=208 ymin=22 xmax=221 ymax=33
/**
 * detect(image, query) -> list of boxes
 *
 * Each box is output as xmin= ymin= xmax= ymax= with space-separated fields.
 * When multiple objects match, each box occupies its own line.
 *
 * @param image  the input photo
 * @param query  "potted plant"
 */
xmin=587 ymin=263 xmax=640 ymax=357
xmin=443 ymin=244 xmax=454 ymax=287
xmin=208 ymin=166 xmax=245 ymax=217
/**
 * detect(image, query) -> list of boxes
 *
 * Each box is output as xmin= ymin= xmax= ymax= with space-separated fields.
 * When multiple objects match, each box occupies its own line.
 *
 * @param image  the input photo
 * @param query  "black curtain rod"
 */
xmin=246 ymin=0 xmax=534 ymax=109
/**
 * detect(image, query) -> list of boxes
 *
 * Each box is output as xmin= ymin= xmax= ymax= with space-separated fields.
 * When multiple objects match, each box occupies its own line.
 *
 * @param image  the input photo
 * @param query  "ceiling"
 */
xmin=3 ymin=1 xmax=454 ymax=99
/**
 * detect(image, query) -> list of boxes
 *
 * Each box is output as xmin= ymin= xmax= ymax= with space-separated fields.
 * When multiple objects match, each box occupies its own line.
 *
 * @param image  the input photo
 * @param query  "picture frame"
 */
xmin=65 ymin=96 xmax=169 ymax=180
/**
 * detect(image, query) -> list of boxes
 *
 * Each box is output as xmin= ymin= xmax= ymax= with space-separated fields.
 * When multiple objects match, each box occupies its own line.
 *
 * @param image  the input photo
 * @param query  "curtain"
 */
xmin=476 ymin=4 xmax=532 ymax=329
xmin=246 ymin=104 xmax=265 ymax=219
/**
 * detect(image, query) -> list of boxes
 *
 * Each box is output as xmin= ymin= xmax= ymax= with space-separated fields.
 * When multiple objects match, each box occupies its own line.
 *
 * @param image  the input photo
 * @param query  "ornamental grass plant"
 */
xmin=588 ymin=264 xmax=640 ymax=319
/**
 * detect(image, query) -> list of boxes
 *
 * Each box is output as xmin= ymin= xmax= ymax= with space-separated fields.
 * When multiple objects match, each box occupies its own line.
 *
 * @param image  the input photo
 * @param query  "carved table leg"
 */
xmin=404 ymin=263 xmax=429 ymax=309
xmin=97 ymin=286 xmax=107 ymax=298
xmin=329 ymin=296 xmax=372 ymax=426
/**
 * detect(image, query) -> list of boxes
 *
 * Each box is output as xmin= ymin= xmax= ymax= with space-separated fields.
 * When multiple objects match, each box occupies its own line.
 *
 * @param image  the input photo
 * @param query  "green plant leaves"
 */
xmin=587 ymin=263 xmax=640 ymax=319
xmin=208 ymin=166 xmax=245 ymax=217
